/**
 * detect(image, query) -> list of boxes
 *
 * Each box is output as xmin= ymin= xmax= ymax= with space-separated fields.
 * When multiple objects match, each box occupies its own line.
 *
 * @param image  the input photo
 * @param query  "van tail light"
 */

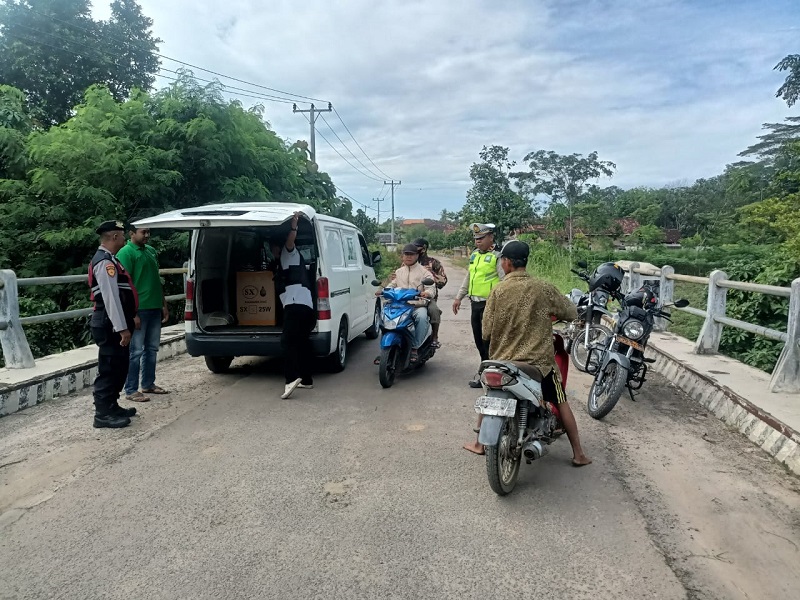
xmin=184 ymin=278 xmax=195 ymax=321
xmin=317 ymin=277 xmax=331 ymax=320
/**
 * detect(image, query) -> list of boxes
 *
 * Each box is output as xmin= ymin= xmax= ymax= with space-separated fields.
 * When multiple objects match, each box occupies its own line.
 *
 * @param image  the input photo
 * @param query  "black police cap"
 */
xmin=95 ymin=220 xmax=126 ymax=235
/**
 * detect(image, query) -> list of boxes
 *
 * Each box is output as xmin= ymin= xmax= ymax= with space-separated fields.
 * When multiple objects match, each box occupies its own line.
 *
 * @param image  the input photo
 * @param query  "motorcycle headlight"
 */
xmin=623 ymin=320 xmax=645 ymax=340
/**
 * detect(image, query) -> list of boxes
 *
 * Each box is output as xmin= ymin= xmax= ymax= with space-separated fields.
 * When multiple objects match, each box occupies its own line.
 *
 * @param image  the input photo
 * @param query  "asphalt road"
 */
xmin=1 ymin=258 xmax=798 ymax=600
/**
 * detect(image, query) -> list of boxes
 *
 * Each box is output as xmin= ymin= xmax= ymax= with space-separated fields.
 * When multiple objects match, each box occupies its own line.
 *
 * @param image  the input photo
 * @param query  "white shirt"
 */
xmin=280 ymin=246 xmax=314 ymax=309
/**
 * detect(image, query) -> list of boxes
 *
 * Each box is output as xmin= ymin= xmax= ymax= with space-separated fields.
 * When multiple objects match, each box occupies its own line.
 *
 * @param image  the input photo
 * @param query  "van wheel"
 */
xmin=205 ymin=356 xmax=233 ymax=373
xmin=326 ymin=319 xmax=348 ymax=373
xmin=364 ymin=301 xmax=380 ymax=339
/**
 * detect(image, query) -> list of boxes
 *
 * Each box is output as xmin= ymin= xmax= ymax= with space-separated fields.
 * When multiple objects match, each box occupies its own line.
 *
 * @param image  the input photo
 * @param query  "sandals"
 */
xmin=142 ymin=386 xmax=169 ymax=395
xmin=431 ymin=340 xmax=441 ymax=349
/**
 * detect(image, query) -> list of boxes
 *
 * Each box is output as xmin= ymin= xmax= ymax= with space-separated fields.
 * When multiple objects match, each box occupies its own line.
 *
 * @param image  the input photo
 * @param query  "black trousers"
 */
xmin=281 ymin=304 xmax=316 ymax=385
xmin=91 ymin=326 xmax=130 ymax=415
xmin=470 ymin=301 xmax=489 ymax=361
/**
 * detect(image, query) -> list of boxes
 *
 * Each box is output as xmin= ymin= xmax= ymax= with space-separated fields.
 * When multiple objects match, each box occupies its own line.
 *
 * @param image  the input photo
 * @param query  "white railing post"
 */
xmin=0 ymin=270 xmax=36 ymax=368
xmin=629 ymin=262 xmax=642 ymax=293
xmin=694 ymin=269 xmax=727 ymax=355
xmin=769 ymin=277 xmax=800 ymax=393
xmin=655 ymin=265 xmax=675 ymax=332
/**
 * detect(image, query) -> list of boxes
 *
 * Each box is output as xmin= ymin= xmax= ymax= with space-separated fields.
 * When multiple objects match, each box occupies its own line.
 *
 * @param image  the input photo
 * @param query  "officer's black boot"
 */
xmin=111 ymin=403 xmax=137 ymax=418
xmin=93 ymin=409 xmax=131 ymax=428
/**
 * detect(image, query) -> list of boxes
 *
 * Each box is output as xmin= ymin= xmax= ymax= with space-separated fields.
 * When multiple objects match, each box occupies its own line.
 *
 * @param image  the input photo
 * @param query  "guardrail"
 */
xmin=0 ymin=268 xmax=187 ymax=370
xmin=618 ymin=262 xmax=800 ymax=393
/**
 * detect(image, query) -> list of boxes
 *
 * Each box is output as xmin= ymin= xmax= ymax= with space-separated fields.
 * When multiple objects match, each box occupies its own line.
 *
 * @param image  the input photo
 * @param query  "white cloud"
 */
xmin=94 ymin=0 xmax=798 ymax=218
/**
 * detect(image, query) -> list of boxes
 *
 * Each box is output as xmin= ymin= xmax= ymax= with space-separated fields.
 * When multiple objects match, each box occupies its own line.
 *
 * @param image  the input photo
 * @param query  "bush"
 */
xmin=370 ymin=244 xmax=401 ymax=283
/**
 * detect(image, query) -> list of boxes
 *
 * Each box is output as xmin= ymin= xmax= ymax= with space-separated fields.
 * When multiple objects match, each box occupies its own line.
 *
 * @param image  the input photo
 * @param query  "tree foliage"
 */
xmin=0 ymin=0 xmax=161 ymax=126
xmin=511 ymin=149 xmax=615 ymax=247
xmin=775 ymin=53 xmax=800 ymax=107
xmin=461 ymin=145 xmax=534 ymax=241
xmin=0 ymin=77 xmax=356 ymax=362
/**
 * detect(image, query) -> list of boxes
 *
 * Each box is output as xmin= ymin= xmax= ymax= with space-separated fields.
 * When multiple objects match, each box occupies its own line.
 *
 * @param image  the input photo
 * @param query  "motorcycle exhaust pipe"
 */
xmin=522 ymin=440 xmax=549 ymax=461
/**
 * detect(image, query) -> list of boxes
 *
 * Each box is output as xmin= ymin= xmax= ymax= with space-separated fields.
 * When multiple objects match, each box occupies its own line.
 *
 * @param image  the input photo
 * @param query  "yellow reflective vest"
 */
xmin=468 ymin=250 xmax=500 ymax=298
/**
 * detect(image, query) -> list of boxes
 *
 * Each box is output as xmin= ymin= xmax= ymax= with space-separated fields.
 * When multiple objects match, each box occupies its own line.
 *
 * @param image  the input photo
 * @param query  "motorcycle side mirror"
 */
xmin=371 ymin=280 xmax=382 ymax=287
xmin=577 ymin=260 xmax=588 ymax=269
xmin=421 ymin=277 xmax=435 ymax=286
xmin=674 ymin=299 xmax=690 ymax=308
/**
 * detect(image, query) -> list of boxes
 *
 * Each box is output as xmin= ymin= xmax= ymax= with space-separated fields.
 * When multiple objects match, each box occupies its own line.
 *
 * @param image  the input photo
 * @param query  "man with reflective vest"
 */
xmin=452 ymin=223 xmax=505 ymax=388
xmin=88 ymin=220 xmax=140 ymax=429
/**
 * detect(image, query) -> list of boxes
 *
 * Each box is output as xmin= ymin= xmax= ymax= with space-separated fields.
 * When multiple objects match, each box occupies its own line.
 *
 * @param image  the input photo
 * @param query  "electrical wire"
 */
xmin=332 ymin=106 xmax=393 ymax=180
xmin=24 ymin=6 xmax=327 ymax=103
xmin=14 ymin=8 xmax=395 ymax=181
xmin=319 ymin=113 xmax=386 ymax=181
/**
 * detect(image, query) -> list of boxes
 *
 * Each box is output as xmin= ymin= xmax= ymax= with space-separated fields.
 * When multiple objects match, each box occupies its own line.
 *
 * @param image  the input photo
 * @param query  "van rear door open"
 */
xmin=132 ymin=203 xmax=317 ymax=230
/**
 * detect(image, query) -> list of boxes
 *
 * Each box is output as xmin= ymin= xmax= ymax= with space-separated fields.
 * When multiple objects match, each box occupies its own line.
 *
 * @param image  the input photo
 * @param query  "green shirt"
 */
xmin=116 ymin=241 xmax=163 ymax=310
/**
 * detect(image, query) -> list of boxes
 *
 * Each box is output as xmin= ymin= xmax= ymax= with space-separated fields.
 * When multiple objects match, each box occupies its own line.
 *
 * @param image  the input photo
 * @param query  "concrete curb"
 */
xmin=0 ymin=325 xmax=187 ymax=418
xmin=648 ymin=342 xmax=800 ymax=476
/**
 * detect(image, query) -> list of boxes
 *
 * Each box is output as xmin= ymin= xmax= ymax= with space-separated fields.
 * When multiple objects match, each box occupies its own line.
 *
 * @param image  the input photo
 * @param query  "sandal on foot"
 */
xmin=142 ymin=386 xmax=168 ymax=394
xmin=126 ymin=392 xmax=150 ymax=402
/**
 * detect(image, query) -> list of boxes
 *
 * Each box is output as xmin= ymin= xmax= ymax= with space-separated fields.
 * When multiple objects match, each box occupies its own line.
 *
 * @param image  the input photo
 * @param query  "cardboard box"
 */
xmin=236 ymin=271 xmax=277 ymax=326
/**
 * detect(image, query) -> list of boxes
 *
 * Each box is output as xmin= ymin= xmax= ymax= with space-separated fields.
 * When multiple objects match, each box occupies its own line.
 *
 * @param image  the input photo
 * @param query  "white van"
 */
xmin=133 ymin=202 xmax=382 ymax=373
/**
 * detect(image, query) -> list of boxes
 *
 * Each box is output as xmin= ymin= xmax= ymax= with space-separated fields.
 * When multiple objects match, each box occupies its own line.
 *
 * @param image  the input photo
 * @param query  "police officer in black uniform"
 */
xmin=88 ymin=221 xmax=139 ymax=428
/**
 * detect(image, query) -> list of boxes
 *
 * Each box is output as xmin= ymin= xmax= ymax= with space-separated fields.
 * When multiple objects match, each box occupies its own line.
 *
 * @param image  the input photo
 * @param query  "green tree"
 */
xmin=775 ymin=54 xmax=800 ymax=107
xmin=0 ymin=0 xmax=161 ymax=126
xmin=511 ymin=150 xmax=615 ymax=250
xmin=461 ymin=145 xmax=534 ymax=241
xmin=632 ymin=224 xmax=665 ymax=246
xmin=352 ymin=208 xmax=378 ymax=244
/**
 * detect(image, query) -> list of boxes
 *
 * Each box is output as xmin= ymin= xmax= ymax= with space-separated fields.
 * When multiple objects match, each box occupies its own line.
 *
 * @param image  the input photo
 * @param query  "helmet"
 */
xmin=588 ymin=262 xmax=624 ymax=293
xmin=624 ymin=286 xmax=659 ymax=308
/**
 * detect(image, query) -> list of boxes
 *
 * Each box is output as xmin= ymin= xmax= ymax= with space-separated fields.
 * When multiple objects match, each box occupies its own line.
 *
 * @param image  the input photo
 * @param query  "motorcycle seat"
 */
xmin=479 ymin=360 xmax=543 ymax=382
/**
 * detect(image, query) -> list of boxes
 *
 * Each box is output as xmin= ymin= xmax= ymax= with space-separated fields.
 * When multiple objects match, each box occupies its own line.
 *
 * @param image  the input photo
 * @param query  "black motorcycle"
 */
xmin=586 ymin=283 xmax=688 ymax=419
xmin=564 ymin=261 xmax=624 ymax=372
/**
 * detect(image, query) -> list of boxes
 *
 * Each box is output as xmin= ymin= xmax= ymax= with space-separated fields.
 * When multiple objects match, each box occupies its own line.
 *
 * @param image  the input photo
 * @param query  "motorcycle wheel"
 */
xmin=379 ymin=346 xmax=399 ymax=388
xmin=570 ymin=324 xmax=612 ymax=372
xmin=587 ymin=361 xmax=627 ymax=420
xmin=486 ymin=417 xmax=521 ymax=496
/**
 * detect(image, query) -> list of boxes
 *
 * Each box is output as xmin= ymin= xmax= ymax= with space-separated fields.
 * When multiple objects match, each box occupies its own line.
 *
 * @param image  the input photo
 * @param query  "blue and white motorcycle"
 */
xmin=373 ymin=278 xmax=436 ymax=388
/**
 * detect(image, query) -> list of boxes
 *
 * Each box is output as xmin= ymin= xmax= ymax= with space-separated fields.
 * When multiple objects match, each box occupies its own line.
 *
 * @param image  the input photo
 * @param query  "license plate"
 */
xmin=616 ymin=335 xmax=644 ymax=351
xmin=474 ymin=396 xmax=517 ymax=417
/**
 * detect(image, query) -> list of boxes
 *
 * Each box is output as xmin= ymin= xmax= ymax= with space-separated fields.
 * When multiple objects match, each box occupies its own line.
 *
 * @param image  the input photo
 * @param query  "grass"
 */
xmin=669 ymin=282 xmax=707 ymax=343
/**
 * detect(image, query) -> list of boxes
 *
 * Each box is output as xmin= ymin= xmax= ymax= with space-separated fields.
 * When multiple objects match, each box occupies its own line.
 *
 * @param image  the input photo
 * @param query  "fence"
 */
xmin=619 ymin=262 xmax=800 ymax=394
xmin=0 ymin=268 xmax=187 ymax=370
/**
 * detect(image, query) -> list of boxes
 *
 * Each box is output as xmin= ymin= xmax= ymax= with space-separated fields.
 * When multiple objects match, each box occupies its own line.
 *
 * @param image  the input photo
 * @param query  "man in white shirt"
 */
xmin=272 ymin=212 xmax=316 ymax=399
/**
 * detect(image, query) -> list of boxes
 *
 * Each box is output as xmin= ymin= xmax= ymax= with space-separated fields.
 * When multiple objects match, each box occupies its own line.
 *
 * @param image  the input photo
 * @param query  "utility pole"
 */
xmin=372 ymin=197 xmax=384 ymax=229
xmin=384 ymin=180 xmax=401 ymax=245
xmin=292 ymin=102 xmax=332 ymax=164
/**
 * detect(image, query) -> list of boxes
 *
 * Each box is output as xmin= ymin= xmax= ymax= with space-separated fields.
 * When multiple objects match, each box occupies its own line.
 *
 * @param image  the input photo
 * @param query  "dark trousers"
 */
xmin=470 ymin=301 xmax=489 ymax=361
xmin=91 ymin=327 xmax=130 ymax=415
xmin=281 ymin=304 xmax=316 ymax=385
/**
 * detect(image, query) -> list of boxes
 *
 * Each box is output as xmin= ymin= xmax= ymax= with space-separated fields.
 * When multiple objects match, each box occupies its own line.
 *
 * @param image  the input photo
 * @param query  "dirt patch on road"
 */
xmin=579 ymin=371 xmax=800 ymax=600
xmin=0 ymin=356 xmax=246 ymax=522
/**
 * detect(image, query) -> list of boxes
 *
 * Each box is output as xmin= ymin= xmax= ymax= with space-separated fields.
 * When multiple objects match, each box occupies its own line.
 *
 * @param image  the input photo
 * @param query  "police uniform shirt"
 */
xmin=92 ymin=245 xmax=131 ymax=332
xmin=280 ymin=246 xmax=314 ymax=309
xmin=455 ymin=250 xmax=505 ymax=301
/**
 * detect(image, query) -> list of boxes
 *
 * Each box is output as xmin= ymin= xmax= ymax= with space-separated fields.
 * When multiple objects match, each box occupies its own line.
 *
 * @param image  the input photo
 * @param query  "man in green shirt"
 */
xmin=116 ymin=225 xmax=170 ymax=401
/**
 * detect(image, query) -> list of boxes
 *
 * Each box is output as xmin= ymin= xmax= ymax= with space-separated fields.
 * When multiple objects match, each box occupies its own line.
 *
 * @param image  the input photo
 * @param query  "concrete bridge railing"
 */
xmin=0 ymin=268 xmax=187 ymax=370
xmin=618 ymin=261 xmax=800 ymax=394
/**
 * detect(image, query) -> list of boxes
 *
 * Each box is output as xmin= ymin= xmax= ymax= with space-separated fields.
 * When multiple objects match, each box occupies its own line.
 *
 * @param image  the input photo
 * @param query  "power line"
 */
xmin=335 ymin=187 xmax=378 ymax=215
xmin=17 ymin=7 xmax=396 ymax=181
xmin=319 ymin=113 xmax=386 ymax=181
xmin=332 ymin=106 xmax=393 ymax=180
xmin=312 ymin=123 xmax=384 ymax=183
xmin=25 ymin=6 xmax=327 ymax=104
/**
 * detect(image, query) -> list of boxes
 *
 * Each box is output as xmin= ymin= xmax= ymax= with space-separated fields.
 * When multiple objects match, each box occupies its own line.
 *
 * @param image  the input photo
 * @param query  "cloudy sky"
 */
xmin=95 ymin=0 xmax=799 ymax=219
